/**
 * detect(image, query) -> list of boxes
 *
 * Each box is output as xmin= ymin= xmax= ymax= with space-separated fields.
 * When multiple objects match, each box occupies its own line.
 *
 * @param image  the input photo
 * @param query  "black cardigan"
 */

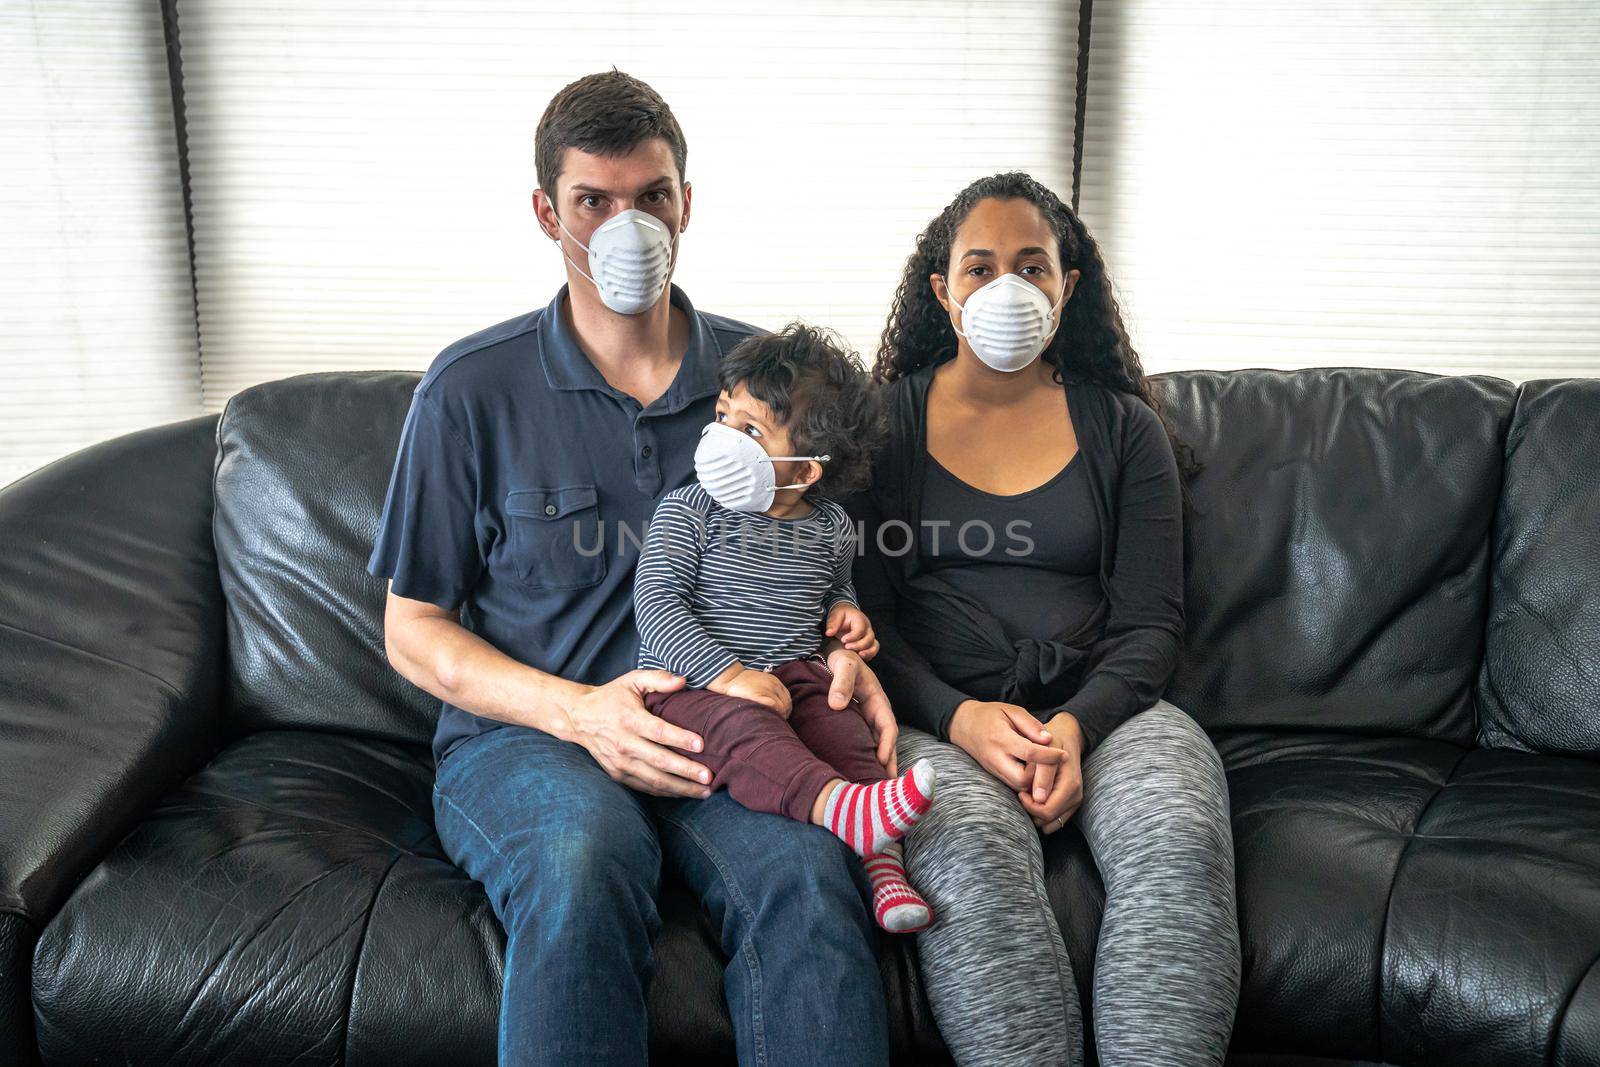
xmin=844 ymin=361 xmax=1186 ymax=759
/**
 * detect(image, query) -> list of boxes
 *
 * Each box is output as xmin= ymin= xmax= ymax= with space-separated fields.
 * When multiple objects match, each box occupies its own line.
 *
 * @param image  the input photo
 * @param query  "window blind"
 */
xmin=173 ymin=0 xmax=1079 ymax=411
xmin=1 ymin=0 xmax=201 ymax=488
xmin=1077 ymin=1 xmax=1600 ymax=380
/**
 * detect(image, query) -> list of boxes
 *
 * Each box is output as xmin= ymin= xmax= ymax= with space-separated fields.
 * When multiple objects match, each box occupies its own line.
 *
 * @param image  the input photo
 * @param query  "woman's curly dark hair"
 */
xmin=719 ymin=322 xmax=886 ymax=502
xmin=874 ymin=171 xmax=1202 ymax=505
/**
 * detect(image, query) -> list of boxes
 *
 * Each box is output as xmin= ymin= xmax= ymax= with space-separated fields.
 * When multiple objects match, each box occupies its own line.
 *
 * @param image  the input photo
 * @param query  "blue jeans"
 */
xmin=432 ymin=721 xmax=891 ymax=1066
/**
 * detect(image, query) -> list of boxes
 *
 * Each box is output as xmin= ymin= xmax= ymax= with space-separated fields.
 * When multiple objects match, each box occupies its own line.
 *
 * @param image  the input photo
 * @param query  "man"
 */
xmin=366 ymin=70 xmax=896 ymax=1065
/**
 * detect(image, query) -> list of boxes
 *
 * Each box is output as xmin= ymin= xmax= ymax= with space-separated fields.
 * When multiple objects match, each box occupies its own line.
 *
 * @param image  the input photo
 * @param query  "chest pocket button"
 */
xmin=504 ymin=486 xmax=607 ymax=590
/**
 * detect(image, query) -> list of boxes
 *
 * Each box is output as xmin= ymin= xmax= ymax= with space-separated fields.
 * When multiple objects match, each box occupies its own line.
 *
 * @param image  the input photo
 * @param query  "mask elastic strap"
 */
xmin=1038 ymin=281 xmax=1069 ymax=346
xmin=768 ymin=453 xmax=829 ymax=492
xmin=947 ymin=285 xmax=971 ymax=342
xmin=549 ymin=208 xmax=607 ymax=291
xmin=549 ymin=206 xmax=592 ymax=255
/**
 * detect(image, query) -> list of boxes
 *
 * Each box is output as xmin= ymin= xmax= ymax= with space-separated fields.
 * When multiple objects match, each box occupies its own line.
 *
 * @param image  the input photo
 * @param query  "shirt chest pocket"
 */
xmin=503 ymin=485 xmax=608 ymax=590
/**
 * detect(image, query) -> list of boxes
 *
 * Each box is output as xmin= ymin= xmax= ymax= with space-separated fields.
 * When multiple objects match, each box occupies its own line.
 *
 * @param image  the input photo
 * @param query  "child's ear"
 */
xmin=798 ymin=459 xmax=825 ymax=490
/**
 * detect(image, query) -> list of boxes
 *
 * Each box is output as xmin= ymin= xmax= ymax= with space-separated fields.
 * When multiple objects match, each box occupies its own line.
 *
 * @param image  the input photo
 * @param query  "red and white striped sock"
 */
xmin=865 ymin=844 xmax=933 ymax=934
xmin=822 ymin=758 xmax=936 ymax=859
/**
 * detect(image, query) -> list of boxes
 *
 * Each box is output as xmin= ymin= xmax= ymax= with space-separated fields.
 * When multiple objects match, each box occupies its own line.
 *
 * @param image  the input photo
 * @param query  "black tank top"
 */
xmin=917 ymin=449 xmax=1104 ymax=644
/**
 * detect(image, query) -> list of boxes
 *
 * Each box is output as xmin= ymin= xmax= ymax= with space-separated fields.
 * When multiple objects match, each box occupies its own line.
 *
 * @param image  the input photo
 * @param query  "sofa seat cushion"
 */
xmin=31 ymin=730 xmax=500 ymax=1065
xmin=1215 ymin=731 xmax=1600 ymax=1067
xmin=1379 ymin=747 xmax=1600 ymax=1067
xmin=30 ymin=729 xmax=935 ymax=1065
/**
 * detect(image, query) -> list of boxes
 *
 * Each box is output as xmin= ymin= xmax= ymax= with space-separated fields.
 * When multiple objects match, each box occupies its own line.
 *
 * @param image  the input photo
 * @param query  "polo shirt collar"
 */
xmin=538 ymin=282 xmax=723 ymax=412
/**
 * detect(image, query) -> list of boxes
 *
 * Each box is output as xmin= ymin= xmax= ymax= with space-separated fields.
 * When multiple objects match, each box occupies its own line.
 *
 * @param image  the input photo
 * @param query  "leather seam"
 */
xmin=211 ymin=390 xmax=230 ymax=588
xmin=1475 ymin=378 xmax=1527 ymax=748
xmin=181 ymin=784 xmax=429 ymax=854
xmin=1374 ymin=744 xmax=1474 ymax=1062
xmin=341 ymin=849 xmax=404 ymax=1064
xmin=1549 ymin=947 xmax=1600 ymax=1067
xmin=0 ymin=618 xmax=184 ymax=704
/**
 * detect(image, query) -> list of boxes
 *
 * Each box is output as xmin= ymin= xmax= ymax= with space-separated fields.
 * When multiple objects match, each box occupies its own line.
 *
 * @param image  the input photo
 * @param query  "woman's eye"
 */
xmin=1022 ymin=264 xmax=1043 ymax=275
xmin=967 ymin=266 xmax=989 ymax=277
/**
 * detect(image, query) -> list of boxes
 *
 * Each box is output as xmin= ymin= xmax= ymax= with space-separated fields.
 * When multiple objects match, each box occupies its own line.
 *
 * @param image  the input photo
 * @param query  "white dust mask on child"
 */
xmin=550 ymin=207 xmax=677 ymax=315
xmin=945 ymin=273 xmax=1067 ymax=373
xmin=693 ymin=422 xmax=830 ymax=513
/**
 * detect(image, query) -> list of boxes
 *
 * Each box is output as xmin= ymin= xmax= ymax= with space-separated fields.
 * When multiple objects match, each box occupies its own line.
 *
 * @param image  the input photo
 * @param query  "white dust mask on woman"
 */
xmin=693 ymin=422 xmax=830 ymax=513
xmin=550 ymin=207 xmax=677 ymax=315
xmin=945 ymin=273 xmax=1067 ymax=372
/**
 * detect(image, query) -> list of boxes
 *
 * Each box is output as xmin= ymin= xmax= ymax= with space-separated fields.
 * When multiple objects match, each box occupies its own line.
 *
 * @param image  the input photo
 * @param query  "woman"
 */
xmin=848 ymin=172 xmax=1241 ymax=1066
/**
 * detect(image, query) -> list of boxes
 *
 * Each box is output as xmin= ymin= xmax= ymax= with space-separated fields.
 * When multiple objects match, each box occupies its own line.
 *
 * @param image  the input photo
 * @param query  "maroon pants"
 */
xmin=644 ymin=656 xmax=888 ymax=824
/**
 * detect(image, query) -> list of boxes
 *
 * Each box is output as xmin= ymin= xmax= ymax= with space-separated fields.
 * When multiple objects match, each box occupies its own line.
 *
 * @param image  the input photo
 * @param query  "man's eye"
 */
xmin=581 ymin=195 xmax=602 ymax=209
xmin=645 ymin=190 xmax=668 ymax=204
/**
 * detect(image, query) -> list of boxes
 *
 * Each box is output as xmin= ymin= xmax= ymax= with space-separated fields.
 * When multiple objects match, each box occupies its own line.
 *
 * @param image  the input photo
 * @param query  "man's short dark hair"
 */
xmin=536 ymin=70 xmax=688 ymax=198
xmin=719 ymin=323 xmax=887 ymax=502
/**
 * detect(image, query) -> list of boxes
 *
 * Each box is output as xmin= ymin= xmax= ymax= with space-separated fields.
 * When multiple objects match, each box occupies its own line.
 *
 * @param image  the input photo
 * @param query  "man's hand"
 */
xmin=824 ymin=602 xmax=879 ymax=660
xmin=821 ymin=642 xmax=897 ymax=775
xmin=947 ymin=699 xmax=1065 ymax=794
xmin=560 ymin=669 xmax=713 ymax=799
xmin=708 ymin=663 xmax=793 ymax=718
xmin=1018 ymin=711 xmax=1085 ymax=834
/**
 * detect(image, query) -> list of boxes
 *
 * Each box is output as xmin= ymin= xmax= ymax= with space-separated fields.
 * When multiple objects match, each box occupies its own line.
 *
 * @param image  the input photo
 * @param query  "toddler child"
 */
xmin=634 ymin=322 xmax=936 ymax=933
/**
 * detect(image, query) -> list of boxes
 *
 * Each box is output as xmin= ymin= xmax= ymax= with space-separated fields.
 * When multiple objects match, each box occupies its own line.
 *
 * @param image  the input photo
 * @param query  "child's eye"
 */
xmin=745 ymin=425 xmax=763 ymax=438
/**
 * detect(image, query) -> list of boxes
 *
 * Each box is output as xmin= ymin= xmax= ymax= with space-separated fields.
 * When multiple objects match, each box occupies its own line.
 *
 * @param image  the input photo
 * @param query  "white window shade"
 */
xmin=174 ymin=0 xmax=1079 ymax=411
xmin=1 ymin=0 xmax=202 ymax=488
xmin=1077 ymin=1 xmax=1600 ymax=380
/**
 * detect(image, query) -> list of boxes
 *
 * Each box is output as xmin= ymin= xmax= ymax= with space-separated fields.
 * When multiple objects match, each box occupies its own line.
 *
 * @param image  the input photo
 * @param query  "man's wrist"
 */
xmin=536 ymin=674 xmax=591 ymax=742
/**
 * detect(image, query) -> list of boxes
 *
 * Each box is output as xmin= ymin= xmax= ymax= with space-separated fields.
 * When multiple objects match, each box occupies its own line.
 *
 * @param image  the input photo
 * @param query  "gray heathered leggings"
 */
xmin=898 ymin=699 xmax=1241 ymax=1067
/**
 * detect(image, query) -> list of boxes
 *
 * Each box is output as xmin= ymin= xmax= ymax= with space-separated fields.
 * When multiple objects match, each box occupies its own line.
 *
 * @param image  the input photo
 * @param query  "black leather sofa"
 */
xmin=2 ymin=366 xmax=1596 ymax=1066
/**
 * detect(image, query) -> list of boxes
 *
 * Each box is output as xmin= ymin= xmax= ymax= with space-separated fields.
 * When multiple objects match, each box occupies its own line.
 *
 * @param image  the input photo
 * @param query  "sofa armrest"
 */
xmin=0 ymin=413 xmax=227 ymax=926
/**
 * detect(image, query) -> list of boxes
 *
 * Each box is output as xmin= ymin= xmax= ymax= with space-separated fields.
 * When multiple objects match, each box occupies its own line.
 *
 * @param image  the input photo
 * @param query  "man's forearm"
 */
xmin=388 ymin=614 xmax=585 ymax=738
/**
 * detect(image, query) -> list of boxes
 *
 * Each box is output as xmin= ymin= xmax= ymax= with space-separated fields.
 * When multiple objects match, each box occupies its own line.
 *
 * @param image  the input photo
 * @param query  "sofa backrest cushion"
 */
xmin=213 ymin=371 xmax=437 ymax=743
xmin=214 ymin=365 xmax=1536 ymax=750
xmin=1156 ymin=368 xmax=1516 ymax=743
xmin=1477 ymin=377 xmax=1600 ymax=759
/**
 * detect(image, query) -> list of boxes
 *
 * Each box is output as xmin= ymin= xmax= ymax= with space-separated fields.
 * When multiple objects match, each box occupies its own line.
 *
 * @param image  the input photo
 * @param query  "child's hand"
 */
xmin=716 ymin=666 xmax=793 ymax=718
xmin=824 ymin=602 xmax=878 ymax=660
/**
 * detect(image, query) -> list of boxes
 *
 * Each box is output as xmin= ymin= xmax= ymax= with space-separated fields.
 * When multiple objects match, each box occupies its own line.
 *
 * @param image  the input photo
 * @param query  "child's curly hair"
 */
xmin=718 ymin=322 xmax=886 ymax=502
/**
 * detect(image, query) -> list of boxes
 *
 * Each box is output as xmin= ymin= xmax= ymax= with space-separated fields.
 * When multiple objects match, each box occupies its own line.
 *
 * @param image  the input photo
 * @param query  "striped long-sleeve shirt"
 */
xmin=634 ymin=482 xmax=859 ymax=687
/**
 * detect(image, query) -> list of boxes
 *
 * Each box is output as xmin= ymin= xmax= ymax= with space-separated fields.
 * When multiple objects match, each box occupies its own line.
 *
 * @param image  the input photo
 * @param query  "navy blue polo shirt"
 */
xmin=366 ymin=283 xmax=762 ymax=767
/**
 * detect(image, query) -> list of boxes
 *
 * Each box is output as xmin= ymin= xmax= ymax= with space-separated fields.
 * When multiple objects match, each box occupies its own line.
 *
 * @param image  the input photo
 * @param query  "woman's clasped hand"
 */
xmin=947 ymin=700 xmax=1085 ymax=833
